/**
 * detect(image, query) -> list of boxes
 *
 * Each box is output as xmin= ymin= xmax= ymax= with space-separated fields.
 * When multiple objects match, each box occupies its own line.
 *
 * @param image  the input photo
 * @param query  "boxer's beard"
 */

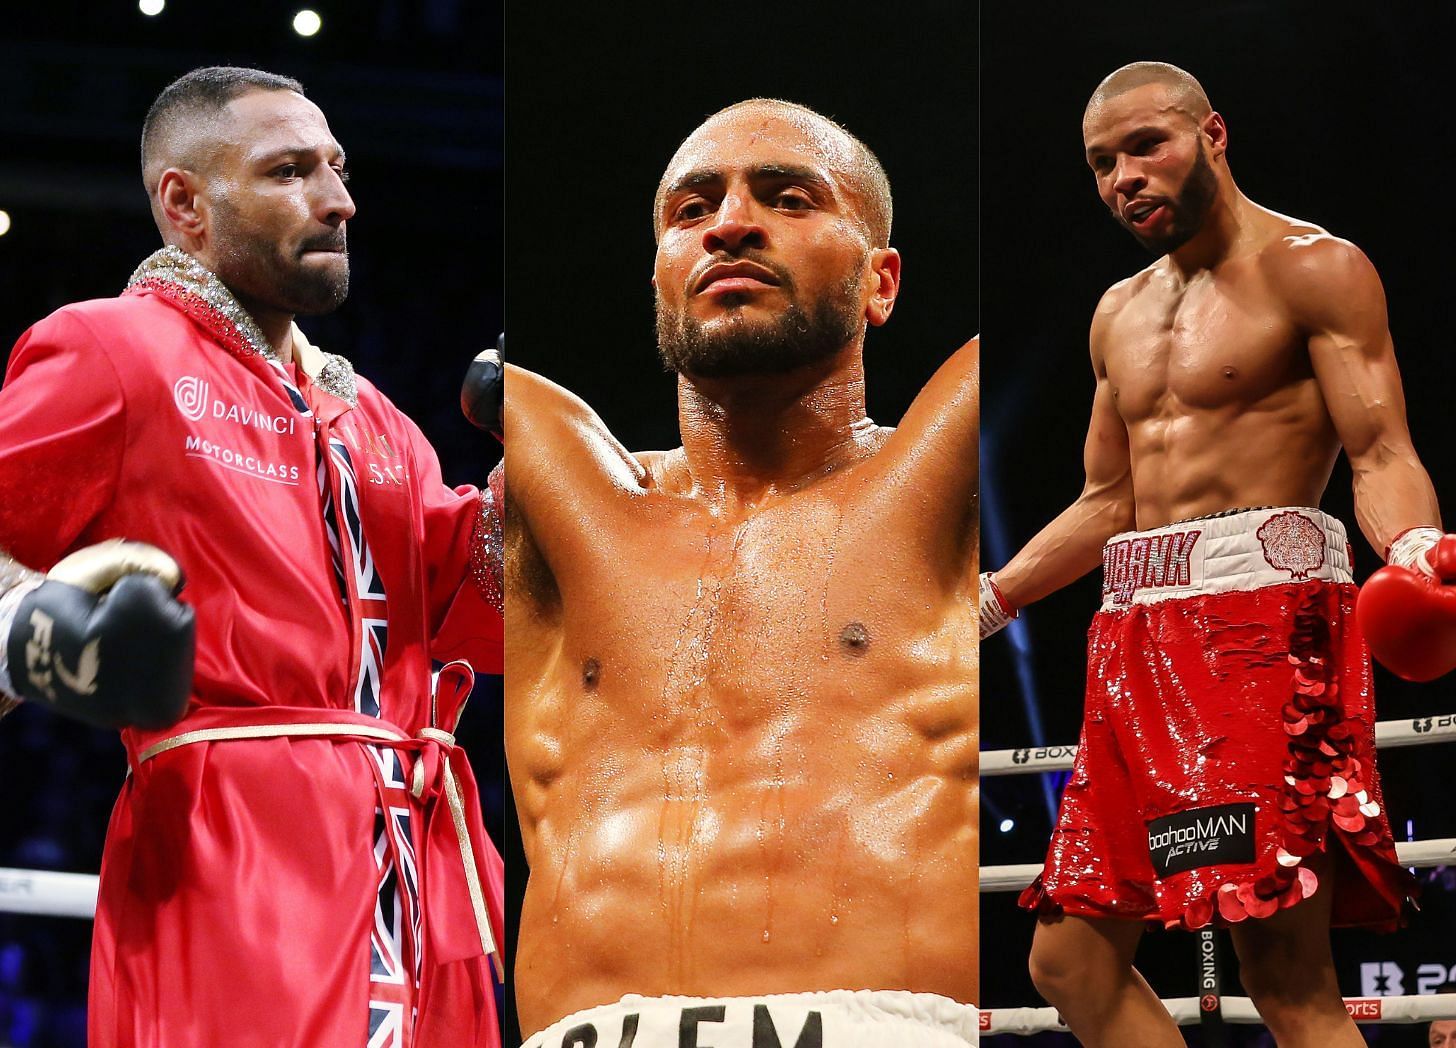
xmin=210 ymin=196 xmax=350 ymax=316
xmin=656 ymin=264 xmax=863 ymax=379
xmin=1119 ymin=145 xmax=1218 ymax=256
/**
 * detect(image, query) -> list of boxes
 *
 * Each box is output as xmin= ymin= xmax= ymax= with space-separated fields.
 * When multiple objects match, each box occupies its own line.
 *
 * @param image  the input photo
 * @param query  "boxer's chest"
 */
xmin=1106 ymin=268 xmax=1304 ymax=419
xmin=558 ymin=484 xmax=939 ymax=703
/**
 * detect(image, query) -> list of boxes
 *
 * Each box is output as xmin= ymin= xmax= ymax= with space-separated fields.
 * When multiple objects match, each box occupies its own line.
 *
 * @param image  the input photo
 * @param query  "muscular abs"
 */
xmin=1105 ymin=248 xmax=1341 ymax=528
xmin=507 ymin=462 xmax=976 ymax=1032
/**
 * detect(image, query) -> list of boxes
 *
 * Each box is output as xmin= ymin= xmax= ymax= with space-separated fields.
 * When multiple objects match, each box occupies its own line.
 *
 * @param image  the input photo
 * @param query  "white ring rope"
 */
xmin=982 ymin=838 xmax=1456 ymax=893
xmin=983 ymin=714 xmax=1456 ymax=1033
xmin=983 ymin=710 xmax=1456 ymax=775
xmin=0 ymin=866 xmax=98 ymax=918
xmin=983 ymin=992 xmax=1456 ymax=1034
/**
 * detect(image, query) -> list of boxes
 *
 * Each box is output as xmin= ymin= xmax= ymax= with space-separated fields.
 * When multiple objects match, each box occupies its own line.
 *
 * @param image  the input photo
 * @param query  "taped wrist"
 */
xmin=979 ymin=571 xmax=1017 ymax=639
xmin=470 ymin=462 xmax=505 ymax=616
xmin=1386 ymin=526 xmax=1443 ymax=576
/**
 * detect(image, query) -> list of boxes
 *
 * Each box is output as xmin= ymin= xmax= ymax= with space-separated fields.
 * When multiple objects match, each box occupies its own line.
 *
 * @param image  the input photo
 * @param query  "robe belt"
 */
xmin=132 ymin=705 xmax=501 ymax=978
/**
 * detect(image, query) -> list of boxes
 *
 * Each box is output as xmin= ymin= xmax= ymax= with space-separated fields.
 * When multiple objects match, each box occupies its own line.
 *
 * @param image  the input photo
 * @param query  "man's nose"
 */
xmin=315 ymin=168 xmax=356 ymax=226
xmin=702 ymin=192 xmax=766 ymax=254
xmin=1113 ymin=158 xmax=1146 ymax=198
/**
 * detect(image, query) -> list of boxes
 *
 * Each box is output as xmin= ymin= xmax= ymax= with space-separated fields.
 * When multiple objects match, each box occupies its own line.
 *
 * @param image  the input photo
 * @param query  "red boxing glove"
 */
xmin=1358 ymin=533 xmax=1456 ymax=682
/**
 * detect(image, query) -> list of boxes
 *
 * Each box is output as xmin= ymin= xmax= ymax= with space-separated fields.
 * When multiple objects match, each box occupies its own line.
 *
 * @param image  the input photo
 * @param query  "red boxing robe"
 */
xmin=0 ymin=248 xmax=504 ymax=1047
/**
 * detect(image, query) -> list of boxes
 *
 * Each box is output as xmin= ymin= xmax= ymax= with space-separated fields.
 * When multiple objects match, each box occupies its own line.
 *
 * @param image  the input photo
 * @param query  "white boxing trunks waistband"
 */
xmin=521 ymin=990 xmax=978 ymax=1047
xmin=1100 ymin=506 xmax=1353 ymax=612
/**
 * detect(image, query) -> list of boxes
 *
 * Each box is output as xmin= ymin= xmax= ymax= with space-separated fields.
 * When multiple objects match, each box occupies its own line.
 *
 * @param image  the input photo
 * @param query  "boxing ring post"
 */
xmin=980 ymin=709 xmax=1456 ymax=1036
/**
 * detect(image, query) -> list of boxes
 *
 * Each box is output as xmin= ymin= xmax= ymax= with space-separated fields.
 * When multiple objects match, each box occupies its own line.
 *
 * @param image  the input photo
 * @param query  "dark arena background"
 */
xmin=0 ymin=4 xmax=502 ymax=1046
xmin=503 ymin=2 xmax=977 ymax=1043
xmin=981 ymin=3 xmax=1456 ymax=1046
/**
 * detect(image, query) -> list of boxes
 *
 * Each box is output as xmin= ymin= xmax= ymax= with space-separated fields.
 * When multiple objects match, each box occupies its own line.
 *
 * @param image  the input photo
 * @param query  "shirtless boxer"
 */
xmin=981 ymin=62 xmax=1446 ymax=1047
xmin=506 ymin=100 xmax=978 ymax=1045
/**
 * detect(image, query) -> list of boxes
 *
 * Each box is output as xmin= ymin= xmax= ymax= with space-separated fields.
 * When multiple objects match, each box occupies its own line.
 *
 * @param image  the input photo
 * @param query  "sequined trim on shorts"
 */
xmin=1022 ymin=587 xmax=1402 ymax=930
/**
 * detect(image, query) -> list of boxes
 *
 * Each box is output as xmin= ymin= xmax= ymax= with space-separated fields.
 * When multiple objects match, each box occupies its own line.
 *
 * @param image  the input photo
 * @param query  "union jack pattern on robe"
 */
xmin=319 ymin=433 xmax=422 ymax=1046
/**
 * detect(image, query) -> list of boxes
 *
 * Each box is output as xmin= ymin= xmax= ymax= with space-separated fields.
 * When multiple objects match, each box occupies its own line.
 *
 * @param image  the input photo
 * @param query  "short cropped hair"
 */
xmin=141 ymin=66 xmax=305 ymax=190
xmin=1085 ymin=61 xmax=1211 ymax=128
xmin=655 ymin=98 xmax=894 ymax=249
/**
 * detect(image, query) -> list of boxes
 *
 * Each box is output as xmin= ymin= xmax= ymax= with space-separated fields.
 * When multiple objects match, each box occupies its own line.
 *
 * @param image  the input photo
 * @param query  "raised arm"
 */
xmin=877 ymin=338 xmax=978 ymax=584
xmin=1288 ymin=235 xmax=1440 ymax=556
xmin=505 ymin=364 xmax=649 ymax=575
xmin=983 ymin=302 xmax=1136 ymax=632
xmin=886 ymin=337 xmax=979 ymax=487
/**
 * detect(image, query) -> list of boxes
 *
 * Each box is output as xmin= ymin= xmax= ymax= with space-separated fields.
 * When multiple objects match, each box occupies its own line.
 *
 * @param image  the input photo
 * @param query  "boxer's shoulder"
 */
xmin=1265 ymin=222 xmax=1361 ymax=274
xmin=13 ymin=294 xmax=189 ymax=387
xmin=1087 ymin=277 xmax=1148 ymax=374
xmin=335 ymin=372 xmax=423 ymax=442
xmin=32 ymin=292 xmax=182 ymax=342
xmin=1259 ymin=223 xmax=1383 ymax=324
xmin=344 ymin=370 xmax=396 ymax=418
xmin=1095 ymin=266 xmax=1159 ymax=323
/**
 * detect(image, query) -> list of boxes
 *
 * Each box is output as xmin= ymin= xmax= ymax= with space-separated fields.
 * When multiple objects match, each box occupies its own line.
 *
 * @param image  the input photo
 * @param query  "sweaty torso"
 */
xmin=1101 ymin=221 xmax=1342 ymax=528
xmin=507 ymin=441 xmax=976 ymax=1032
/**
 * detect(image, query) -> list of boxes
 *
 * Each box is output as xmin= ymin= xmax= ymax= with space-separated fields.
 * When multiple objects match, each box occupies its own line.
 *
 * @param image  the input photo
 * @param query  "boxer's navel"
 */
xmin=582 ymin=657 xmax=601 ymax=689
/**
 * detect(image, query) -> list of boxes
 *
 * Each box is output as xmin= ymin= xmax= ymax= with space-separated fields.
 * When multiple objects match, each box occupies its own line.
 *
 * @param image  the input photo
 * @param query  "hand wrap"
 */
xmin=979 ymin=571 xmax=1017 ymax=640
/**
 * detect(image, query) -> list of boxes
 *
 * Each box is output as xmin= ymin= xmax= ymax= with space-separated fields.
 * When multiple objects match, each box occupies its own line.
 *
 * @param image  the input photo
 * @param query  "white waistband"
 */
xmin=1100 ymin=507 xmax=1352 ymax=611
xmin=523 ymin=990 xmax=978 ymax=1047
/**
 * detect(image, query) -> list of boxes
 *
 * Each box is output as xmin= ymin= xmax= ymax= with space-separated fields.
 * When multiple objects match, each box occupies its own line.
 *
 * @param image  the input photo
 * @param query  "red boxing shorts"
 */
xmin=1019 ymin=507 xmax=1417 ymax=930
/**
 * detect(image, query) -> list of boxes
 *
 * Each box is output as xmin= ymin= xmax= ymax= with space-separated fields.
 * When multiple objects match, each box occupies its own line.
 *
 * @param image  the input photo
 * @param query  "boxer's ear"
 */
xmin=866 ymin=247 xmax=900 ymax=327
xmin=157 ymin=169 xmax=206 ymax=239
xmin=1203 ymin=111 xmax=1228 ymax=160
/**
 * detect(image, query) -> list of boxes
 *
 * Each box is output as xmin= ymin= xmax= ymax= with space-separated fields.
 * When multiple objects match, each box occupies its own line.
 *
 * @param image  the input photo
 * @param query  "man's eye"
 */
xmin=334 ymin=167 xmax=351 ymax=184
xmin=674 ymin=200 xmax=710 ymax=222
xmin=274 ymin=164 xmax=299 ymax=179
xmin=774 ymin=192 xmax=811 ymax=210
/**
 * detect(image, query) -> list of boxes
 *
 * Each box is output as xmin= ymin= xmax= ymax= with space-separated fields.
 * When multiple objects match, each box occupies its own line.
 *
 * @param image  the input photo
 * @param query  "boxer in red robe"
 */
xmin=982 ymin=62 xmax=1453 ymax=1047
xmin=0 ymin=67 xmax=504 ymax=1046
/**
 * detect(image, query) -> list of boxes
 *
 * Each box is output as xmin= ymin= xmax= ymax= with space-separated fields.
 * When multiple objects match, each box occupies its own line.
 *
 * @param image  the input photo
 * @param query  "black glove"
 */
xmin=462 ymin=333 xmax=504 ymax=440
xmin=4 ymin=541 xmax=195 ymax=730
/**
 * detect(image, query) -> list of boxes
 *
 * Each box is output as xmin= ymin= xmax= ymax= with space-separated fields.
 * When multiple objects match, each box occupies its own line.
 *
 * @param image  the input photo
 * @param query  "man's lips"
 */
xmin=1123 ymin=199 xmax=1167 ymax=230
xmin=299 ymin=236 xmax=348 ymax=256
xmin=693 ymin=261 xmax=781 ymax=294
